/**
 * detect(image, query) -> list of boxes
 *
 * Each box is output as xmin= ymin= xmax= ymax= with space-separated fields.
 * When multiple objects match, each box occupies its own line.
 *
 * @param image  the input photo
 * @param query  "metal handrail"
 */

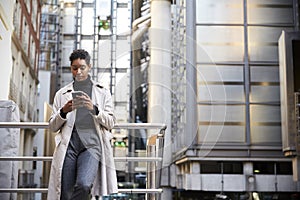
xmin=0 ymin=156 xmax=162 ymax=162
xmin=0 ymin=122 xmax=166 ymax=195
xmin=0 ymin=188 xmax=163 ymax=194
xmin=0 ymin=122 xmax=49 ymax=128
xmin=0 ymin=122 xmax=167 ymax=130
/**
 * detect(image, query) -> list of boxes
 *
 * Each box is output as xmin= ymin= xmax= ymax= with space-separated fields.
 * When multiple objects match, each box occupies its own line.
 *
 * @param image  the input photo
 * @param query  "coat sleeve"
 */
xmin=93 ymin=89 xmax=116 ymax=130
xmin=49 ymin=92 xmax=67 ymax=132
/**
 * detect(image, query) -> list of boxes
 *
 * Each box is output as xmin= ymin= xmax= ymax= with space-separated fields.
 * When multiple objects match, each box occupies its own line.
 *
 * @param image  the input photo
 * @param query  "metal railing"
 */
xmin=0 ymin=122 xmax=166 ymax=197
xmin=0 ymin=188 xmax=163 ymax=194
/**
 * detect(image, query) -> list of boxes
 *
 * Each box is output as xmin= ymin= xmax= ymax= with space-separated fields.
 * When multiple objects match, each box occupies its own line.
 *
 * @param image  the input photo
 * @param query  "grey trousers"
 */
xmin=60 ymin=128 xmax=99 ymax=200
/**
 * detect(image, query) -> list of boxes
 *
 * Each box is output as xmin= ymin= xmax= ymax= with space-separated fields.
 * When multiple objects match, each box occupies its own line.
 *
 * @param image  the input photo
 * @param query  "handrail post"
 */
xmin=145 ymin=128 xmax=165 ymax=200
xmin=146 ymin=144 xmax=156 ymax=200
xmin=156 ymin=128 xmax=165 ymax=200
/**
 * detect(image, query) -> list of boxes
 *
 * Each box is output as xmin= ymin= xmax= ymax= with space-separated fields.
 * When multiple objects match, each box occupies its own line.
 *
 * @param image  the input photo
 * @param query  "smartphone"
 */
xmin=72 ymin=91 xmax=84 ymax=99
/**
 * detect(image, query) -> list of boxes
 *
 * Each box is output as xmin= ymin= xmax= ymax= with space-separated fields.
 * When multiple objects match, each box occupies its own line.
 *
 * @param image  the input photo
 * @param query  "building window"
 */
xmin=200 ymin=162 xmax=243 ymax=174
xmin=253 ymin=162 xmax=292 ymax=175
xmin=13 ymin=0 xmax=21 ymax=34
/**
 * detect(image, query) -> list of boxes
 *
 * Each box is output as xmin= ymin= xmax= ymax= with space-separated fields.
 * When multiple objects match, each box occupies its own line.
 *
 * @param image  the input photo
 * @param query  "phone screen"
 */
xmin=72 ymin=91 xmax=84 ymax=99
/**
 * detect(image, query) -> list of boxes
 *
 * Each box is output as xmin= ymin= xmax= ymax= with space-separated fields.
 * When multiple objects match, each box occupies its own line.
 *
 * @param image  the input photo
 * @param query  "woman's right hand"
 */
xmin=62 ymin=100 xmax=73 ymax=113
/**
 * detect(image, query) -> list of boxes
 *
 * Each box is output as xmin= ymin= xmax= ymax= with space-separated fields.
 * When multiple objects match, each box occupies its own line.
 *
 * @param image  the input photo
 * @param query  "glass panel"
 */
xmin=248 ymin=0 xmax=294 ymax=24
xmin=198 ymin=105 xmax=245 ymax=122
xmin=62 ymin=40 xmax=74 ymax=66
xmin=201 ymin=162 xmax=221 ymax=173
xmin=276 ymin=162 xmax=293 ymax=175
xmin=82 ymin=8 xmax=94 ymax=35
xmin=197 ymin=26 xmax=244 ymax=62
xmin=31 ymin=1 xmax=37 ymax=31
xmin=199 ymin=125 xmax=245 ymax=143
xmin=200 ymin=162 xmax=245 ymax=174
xmin=249 ymin=45 xmax=278 ymax=62
xmin=251 ymin=125 xmax=281 ymax=143
xmin=198 ymin=85 xmax=244 ymax=102
xmin=13 ymin=3 xmax=21 ymax=34
xmin=253 ymin=162 xmax=275 ymax=174
xmin=98 ymin=40 xmax=112 ymax=68
xmin=198 ymin=65 xmax=244 ymax=82
xmin=196 ymin=0 xmax=243 ymax=24
xmin=248 ymin=27 xmax=294 ymax=62
xmin=250 ymin=85 xmax=280 ymax=102
xmin=80 ymin=40 xmax=93 ymax=54
xmin=250 ymin=105 xmax=281 ymax=123
xmin=116 ymin=54 xmax=130 ymax=69
xmin=223 ymin=162 xmax=243 ymax=174
xmin=115 ymin=72 xmax=130 ymax=102
xmin=96 ymin=0 xmax=111 ymax=16
xmin=250 ymin=66 xmax=279 ymax=82
xmin=116 ymin=40 xmax=130 ymax=69
xmin=117 ymin=8 xmax=131 ymax=34
xmin=63 ymin=7 xmax=76 ymax=34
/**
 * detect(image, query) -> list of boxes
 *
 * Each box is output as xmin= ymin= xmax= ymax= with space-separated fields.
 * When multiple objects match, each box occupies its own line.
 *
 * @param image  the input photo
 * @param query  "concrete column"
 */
xmin=0 ymin=100 xmax=20 ymax=200
xmin=244 ymin=162 xmax=255 ymax=192
xmin=293 ymin=157 xmax=300 ymax=181
xmin=148 ymin=0 xmax=172 ymax=199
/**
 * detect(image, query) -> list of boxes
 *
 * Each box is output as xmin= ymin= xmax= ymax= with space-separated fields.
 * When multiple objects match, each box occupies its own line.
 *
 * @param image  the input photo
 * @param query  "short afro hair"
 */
xmin=69 ymin=49 xmax=91 ymax=65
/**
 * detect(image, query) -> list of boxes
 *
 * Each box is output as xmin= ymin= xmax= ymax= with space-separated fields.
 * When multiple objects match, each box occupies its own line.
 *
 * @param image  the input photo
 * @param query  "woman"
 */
xmin=47 ymin=49 xmax=118 ymax=200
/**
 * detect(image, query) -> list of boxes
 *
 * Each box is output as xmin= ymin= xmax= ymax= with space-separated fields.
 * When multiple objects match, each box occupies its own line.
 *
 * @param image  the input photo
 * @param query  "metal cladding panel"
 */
xmin=200 ymin=174 xmax=245 ymax=191
xmin=0 ymin=100 xmax=20 ymax=200
xmin=183 ymin=174 xmax=297 ymax=192
xmin=255 ymin=175 xmax=297 ymax=192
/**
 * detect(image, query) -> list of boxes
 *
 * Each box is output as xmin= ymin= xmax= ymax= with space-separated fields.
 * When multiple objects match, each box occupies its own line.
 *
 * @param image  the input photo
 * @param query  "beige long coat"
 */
xmin=47 ymin=80 xmax=118 ymax=200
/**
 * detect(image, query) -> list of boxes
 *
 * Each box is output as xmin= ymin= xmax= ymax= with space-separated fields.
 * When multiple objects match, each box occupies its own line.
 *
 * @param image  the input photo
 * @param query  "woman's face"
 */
xmin=71 ymin=58 xmax=91 ymax=81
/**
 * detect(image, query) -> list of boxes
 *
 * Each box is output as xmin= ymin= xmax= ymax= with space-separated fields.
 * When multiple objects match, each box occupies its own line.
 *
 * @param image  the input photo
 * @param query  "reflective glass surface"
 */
xmin=196 ymin=0 xmax=243 ymax=24
xmin=248 ymin=0 xmax=294 ymax=24
xmin=197 ymin=26 xmax=244 ymax=62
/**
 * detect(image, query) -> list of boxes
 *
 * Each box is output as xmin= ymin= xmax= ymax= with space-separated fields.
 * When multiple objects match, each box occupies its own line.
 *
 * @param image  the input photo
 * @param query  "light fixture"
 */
xmin=248 ymin=175 xmax=255 ymax=183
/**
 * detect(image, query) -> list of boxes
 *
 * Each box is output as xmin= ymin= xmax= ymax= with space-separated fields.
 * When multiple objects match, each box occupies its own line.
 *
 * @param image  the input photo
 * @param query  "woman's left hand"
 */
xmin=73 ymin=92 xmax=94 ymax=111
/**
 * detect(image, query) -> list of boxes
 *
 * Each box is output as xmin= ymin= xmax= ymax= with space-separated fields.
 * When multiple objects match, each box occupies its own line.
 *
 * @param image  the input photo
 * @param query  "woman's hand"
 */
xmin=72 ymin=92 xmax=94 ymax=111
xmin=62 ymin=100 xmax=73 ymax=113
